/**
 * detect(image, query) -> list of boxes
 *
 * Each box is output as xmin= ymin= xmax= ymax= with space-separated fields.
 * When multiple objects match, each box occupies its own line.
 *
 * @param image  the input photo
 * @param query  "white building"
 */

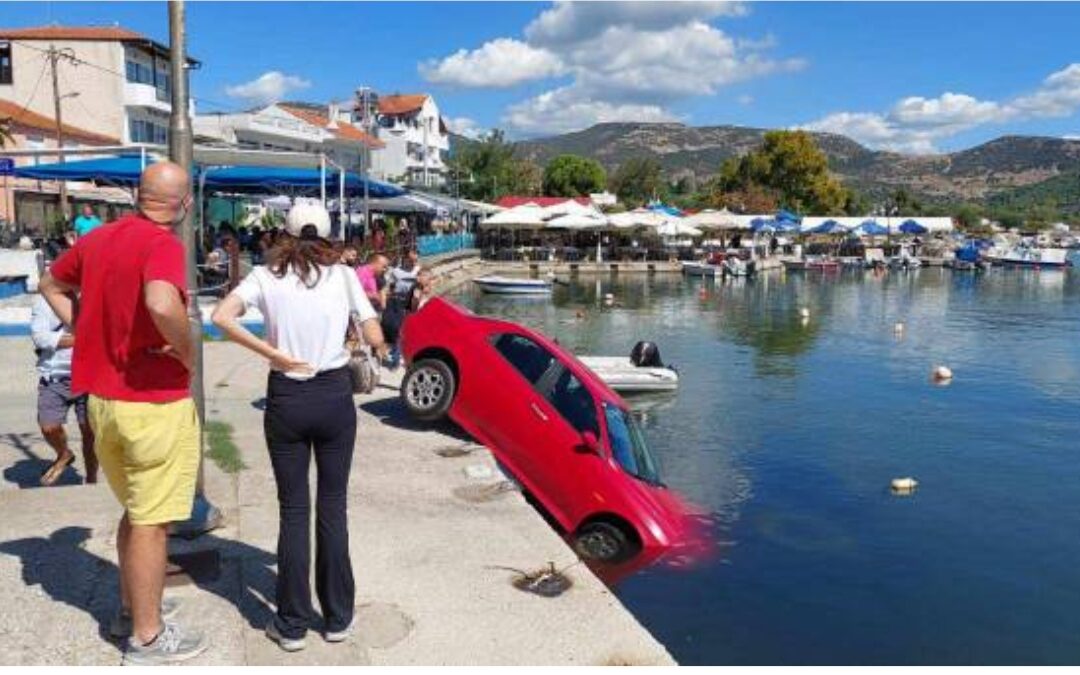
xmin=194 ymin=102 xmax=383 ymax=171
xmin=0 ymin=24 xmax=196 ymax=230
xmin=368 ymin=94 xmax=449 ymax=188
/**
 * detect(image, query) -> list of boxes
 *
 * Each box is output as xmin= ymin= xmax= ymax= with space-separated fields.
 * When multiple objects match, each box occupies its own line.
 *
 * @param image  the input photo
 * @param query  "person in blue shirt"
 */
xmin=31 ymin=294 xmax=97 ymax=485
xmin=73 ymin=204 xmax=102 ymax=237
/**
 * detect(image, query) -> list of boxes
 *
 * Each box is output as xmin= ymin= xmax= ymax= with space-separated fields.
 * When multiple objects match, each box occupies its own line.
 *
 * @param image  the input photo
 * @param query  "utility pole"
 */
xmin=47 ymin=44 xmax=77 ymax=229
xmin=168 ymin=0 xmax=221 ymax=539
xmin=356 ymin=86 xmax=377 ymax=238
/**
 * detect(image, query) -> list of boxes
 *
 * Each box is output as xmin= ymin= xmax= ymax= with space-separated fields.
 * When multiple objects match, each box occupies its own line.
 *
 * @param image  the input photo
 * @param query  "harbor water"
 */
xmin=449 ymin=268 xmax=1080 ymax=665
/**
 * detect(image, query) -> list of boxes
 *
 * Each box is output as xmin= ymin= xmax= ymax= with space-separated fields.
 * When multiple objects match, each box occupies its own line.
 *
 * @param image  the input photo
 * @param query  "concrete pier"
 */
xmin=0 ymin=339 xmax=675 ymax=665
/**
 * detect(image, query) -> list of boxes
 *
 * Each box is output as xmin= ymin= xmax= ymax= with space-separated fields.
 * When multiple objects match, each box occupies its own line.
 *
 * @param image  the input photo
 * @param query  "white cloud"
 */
xmin=803 ymin=62 xmax=1080 ymax=153
xmin=419 ymin=39 xmax=565 ymax=88
xmin=504 ymin=86 xmax=678 ymax=136
xmin=445 ymin=116 xmax=485 ymax=139
xmin=525 ymin=1 xmax=746 ymax=47
xmin=225 ymin=71 xmax=311 ymax=105
xmin=737 ymin=94 xmax=754 ymax=106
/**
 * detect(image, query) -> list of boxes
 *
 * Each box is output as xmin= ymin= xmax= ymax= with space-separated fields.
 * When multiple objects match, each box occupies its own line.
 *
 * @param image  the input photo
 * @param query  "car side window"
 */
xmin=547 ymin=368 xmax=600 ymax=437
xmin=492 ymin=333 xmax=557 ymax=386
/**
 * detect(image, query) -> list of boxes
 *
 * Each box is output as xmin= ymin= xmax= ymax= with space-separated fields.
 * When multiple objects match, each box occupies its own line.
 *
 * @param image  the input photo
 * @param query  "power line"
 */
xmin=4 ymin=53 xmax=49 ymax=123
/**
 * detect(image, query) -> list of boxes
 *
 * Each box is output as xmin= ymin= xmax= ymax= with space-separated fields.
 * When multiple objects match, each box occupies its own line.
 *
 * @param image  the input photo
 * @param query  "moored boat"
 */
xmin=472 ymin=276 xmax=553 ymax=294
xmin=985 ymin=245 xmax=1069 ymax=269
xmin=783 ymin=256 xmax=840 ymax=272
xmin=578 ymin=341 xmax=679 ymax=393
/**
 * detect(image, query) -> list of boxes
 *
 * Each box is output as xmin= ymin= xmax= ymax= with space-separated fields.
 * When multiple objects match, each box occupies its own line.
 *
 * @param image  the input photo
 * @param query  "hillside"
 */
xmin=501 ymin=123 xmax=1080 ymax=204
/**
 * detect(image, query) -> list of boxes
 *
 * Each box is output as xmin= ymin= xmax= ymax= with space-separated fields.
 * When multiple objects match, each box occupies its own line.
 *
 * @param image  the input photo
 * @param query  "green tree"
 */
xmin=711 ymin=130 xmax=849 ymax=214
xmin=953 ymin=204 xmax=983 ymax=231
xmin=610 ymin=157 xmax=664 ymax=207
xmin=447 ymin=129 xmax=540 ymax=201
xmin=541 ymin=154 xmax=606 ymax=197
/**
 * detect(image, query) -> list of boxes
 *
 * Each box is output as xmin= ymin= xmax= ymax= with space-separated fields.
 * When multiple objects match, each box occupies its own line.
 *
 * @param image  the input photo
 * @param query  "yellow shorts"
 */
xmin=89 ymin=396 xmax=200 ymax=526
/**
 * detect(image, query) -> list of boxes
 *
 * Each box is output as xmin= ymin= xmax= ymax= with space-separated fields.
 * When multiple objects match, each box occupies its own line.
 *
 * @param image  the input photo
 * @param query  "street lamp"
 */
xmin=355 ymin=86 xmax=378 ymax=237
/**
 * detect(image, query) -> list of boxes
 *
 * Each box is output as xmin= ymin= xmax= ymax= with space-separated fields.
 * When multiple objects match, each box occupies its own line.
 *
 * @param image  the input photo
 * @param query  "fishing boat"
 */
xmin=472 ymin=276 xmax=553 ymax=294
xmin=578 ymin=341 xmax=679 ymax=393
xmin=985 ymin=245 xmax=1070 ymax=269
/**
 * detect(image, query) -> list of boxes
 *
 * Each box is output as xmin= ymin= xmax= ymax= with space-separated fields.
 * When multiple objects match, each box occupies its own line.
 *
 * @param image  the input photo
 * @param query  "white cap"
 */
xmin=285 ymin=202 xmax=331 ymax=239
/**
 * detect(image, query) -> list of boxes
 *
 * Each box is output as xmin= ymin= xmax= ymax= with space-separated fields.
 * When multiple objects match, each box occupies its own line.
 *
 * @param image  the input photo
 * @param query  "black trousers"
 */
xmin=264 ymin=366 xmax=357 ymax=638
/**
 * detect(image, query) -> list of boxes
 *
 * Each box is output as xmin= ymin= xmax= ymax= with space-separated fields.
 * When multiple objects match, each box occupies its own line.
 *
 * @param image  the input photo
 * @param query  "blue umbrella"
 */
xmin=775 ymin=209 xmax=802 ymax=224
xmin=750 ymin=217 xmax=777 ymax=232
xmin=898 ymin=219 xmax=928 ymax=235
xmin=810 ymin=219 xmax=848 ymax=235
xmin=855 ymin=219 xmax=889 ymax=236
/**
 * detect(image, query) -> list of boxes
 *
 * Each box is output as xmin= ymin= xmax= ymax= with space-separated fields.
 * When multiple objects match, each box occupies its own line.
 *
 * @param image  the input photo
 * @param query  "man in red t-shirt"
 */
xmin=40 ymin=161 xmax=208 ymax=665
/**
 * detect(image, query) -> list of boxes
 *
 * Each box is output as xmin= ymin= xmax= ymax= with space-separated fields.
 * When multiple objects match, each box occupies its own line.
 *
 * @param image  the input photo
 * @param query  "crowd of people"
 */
xmin=34 ymin=162 xmax=431 ymax=663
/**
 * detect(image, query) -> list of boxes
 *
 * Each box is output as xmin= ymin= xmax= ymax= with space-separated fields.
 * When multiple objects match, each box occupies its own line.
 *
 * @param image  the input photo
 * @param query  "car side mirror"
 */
xmin=578 ymin=431 xmax=602 ymax=456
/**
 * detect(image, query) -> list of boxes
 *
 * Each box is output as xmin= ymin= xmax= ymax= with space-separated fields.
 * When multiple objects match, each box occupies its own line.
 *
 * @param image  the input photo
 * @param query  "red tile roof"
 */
xmin=0 ymin=98 xmax=120 ymax=145
xmin=377 ymin=94 xmax=428 ymax=116
xmin=0 ymin=25 xmax=148 ymax=41
xmin=495 ymin=196 xmax=592 ymax=208
xmin=278 ymin=105 xmax=384 ymax=149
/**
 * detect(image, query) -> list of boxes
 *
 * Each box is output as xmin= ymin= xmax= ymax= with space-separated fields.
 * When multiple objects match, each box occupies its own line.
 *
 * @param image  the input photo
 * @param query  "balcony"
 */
xmin=124 ymin=82 xmax=171 ymax=114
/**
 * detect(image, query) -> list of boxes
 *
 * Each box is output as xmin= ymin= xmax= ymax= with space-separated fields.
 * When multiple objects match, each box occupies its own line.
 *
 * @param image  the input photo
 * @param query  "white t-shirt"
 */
xmin=233 ymin=263 xmax=377 ymax=380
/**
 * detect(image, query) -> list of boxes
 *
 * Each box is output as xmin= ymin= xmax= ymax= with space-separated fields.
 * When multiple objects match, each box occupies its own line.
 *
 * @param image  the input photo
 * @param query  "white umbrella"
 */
xmin=545 ymin=212 xmax=610 ymax=231
xmin=684 ymin=208 xmax=740 ymax=231
xmin=542 ymin=199 xmax=599 ymax=219
xmin=480 ymin=204 xmax=546 ymax=229
xmin=656 ymin=220 xmax=702 ymax=238
xmin=607 ymin=208 xmax=669 ymax=230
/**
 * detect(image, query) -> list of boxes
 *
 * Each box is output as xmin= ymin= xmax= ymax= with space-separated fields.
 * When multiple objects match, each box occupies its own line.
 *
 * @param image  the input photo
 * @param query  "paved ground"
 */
xmin=0 ymin=338 xmax=675 ymax=665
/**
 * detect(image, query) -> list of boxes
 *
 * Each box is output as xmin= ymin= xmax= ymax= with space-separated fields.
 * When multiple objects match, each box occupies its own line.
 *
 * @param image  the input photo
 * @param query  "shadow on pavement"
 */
xmin=358 ymin=396 xmax=472 ymax=442
xmin=0 ymin=526 xmax=280 ymax=646
xmin=1 ymin=432 xmax=85 ymax=489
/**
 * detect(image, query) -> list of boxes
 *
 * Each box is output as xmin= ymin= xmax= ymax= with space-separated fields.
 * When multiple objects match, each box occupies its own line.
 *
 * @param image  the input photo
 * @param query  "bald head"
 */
xmin=138 ymin=161 xmax=191 ymax=226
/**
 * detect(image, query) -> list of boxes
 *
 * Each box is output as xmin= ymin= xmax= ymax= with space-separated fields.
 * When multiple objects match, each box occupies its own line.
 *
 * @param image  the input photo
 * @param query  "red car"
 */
xmin=399 ymin=297 xmax=694 ymax=563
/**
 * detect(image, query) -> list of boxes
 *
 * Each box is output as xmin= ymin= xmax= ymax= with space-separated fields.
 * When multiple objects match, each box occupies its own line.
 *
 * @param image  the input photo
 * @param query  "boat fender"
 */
xmin=891 ymin=477 xmax=918 ymax=493
xmin=894 ymin=321 xmax=905 ymax=334
xmin=932 ymin=365 xmax=953 ymax=382
xmin=630 ymin=341 xmax=664 ymax=368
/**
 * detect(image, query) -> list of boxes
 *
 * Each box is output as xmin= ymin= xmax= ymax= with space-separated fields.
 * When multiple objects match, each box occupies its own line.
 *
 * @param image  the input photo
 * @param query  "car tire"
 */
xmin=401 ymin=358 xmax=456 ymax=421
xmin=573 ymin=521 xmax=635 ymax=563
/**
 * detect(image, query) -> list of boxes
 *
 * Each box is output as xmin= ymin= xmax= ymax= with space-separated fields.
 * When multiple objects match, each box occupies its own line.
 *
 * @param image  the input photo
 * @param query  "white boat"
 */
xmin=681 ymin=261 xmax=719 ymax=278
xmin=472 ymin=276 xmax=553 ymax=294
xmin=985 ymin=245 xmax=1069 ymax=269
xmin=578 ymin=341 xmax=679 ymax=393
xmin=578 ymin=356 xmax=679 ymax=393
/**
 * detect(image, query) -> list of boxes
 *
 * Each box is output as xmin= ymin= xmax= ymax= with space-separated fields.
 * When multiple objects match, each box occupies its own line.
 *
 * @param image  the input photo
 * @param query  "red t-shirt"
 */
xmin=50 ymin=214 xmax=191 ymax=403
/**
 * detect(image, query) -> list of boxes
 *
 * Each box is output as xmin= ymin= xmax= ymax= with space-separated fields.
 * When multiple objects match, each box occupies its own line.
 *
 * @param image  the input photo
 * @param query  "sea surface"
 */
xmin=448 ymin=268 xmax=1080 ymax=665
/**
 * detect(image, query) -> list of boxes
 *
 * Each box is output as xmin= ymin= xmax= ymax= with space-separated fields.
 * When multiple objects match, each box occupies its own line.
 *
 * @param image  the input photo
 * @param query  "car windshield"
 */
xmin=603 ymin=403 xmax=663 ymax=486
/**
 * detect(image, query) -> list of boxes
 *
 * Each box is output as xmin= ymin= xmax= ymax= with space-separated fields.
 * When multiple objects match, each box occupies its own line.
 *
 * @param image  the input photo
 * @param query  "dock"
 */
xmin=0 ymin=340 xmax=675 ymax=665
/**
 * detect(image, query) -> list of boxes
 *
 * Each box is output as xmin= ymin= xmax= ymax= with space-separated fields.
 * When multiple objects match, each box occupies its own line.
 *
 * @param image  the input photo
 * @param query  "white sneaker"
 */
xmin=266 ymin=619 xmax=306 ymax=652
xmin=324 ymin=617 xmax=355 ymax=643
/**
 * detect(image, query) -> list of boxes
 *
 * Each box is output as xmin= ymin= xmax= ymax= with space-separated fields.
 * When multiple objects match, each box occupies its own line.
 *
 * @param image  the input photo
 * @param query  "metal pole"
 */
xmin=320 ymin=154 xmax=326 ymax=207
xmin=168 ymin=0 xmax=221 ymax=538
xmin=339 ymin=168 xmax=345 ymax=242
xmin=48 ymin=44 xmax=69 ymax=229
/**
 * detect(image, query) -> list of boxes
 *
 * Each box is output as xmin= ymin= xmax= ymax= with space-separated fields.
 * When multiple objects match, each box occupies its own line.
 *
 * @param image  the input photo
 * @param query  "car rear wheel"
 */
xmin=401 ymin=358 xmax=456 ymax=421
xmin=573 ymin=521 xmax=635 ymax=563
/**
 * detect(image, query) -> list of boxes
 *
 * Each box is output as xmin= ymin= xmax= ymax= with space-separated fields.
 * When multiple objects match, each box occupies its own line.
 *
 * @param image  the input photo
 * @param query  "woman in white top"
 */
xmin=212 ymin=203 xmax=385 ymax=652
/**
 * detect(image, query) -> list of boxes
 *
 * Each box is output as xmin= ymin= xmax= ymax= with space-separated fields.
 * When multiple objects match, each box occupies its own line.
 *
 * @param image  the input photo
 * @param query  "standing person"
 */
xmin=31 ymin=294 xmax=97 ymax=486
xmin=211 ymin=202 xmax=386 ymax=651
xmin=407 ymin=268 xmax=436 ymax=312
xmin=340 ymin=244 xmax=359 ymax=267
xmin=382 ymin=249 xmax=421 ymax=369
xmin=73 ymin=205 xmax=102 ymax=238
xmin=355 ymin=252 xmax=389 ymax=312
xmin=38 ymin=161 xmax=207 ymax=665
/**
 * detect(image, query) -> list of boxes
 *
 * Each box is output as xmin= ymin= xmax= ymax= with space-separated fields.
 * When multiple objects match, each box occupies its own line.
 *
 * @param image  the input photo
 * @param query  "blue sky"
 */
xmin=4 ymin=2 xmax=1080 ymax=153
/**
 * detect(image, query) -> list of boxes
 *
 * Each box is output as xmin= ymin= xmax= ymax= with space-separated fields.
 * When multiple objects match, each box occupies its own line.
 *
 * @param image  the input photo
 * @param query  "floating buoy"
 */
xmin=891 ymin=477 xmax=919 ymax=493
xmin=932 ymin=365 xmax=953 ymax=382
xmin=894 ymin=321 xmax=905 ymax=334
xmin=799 ymin=307 xmax=810 ymax=319
xmin=603 ymin=293 xmax=615 ymax=306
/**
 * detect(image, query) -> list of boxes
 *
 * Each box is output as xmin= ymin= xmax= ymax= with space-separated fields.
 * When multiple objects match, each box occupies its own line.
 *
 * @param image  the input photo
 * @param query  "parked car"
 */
xmin=399 ymin=297 xmax=695 ymax=563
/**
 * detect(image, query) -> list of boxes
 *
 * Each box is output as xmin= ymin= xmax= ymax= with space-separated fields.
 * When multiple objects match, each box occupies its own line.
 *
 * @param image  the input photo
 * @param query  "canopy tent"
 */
xmin=647 ymin=201 xmax=683 ymax=217
xmin=365 ymin=193 xmax=440 ymax=214
xmin=542 ymin=199 xmax=599 ymax=219
xmin=898 ymin=219 xmax=928 ymax=235
xmin=545 ymin=212 xmax=610 ymax=231
xmin=684 ymin=208 xmax=741 ymax=231
xmin=854 ymin=219 xmax=889 ymax=236
xmin=608 ymin=208 xmax=671 ymax=230
xmin=479 ymin=204 xmax=547 ymax=229
xmin=809 ymin=219 xmax=849 ymax=235
xmin=775 ymin=209 xmax=802 ymax=226
xmin=656 ymin=220 xmax=702 ymax=238
xmin=13 ymin=155 xmax=404 ymax=198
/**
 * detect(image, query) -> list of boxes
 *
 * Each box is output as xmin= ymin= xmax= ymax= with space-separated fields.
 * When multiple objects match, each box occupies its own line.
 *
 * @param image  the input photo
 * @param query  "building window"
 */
xmin=0 ymin=41 xmax=13 ymax=85
xmin=129 ymin=119 xmax=167 ymax=144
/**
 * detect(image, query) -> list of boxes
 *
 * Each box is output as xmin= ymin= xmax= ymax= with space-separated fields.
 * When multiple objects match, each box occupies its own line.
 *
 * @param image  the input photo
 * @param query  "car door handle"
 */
xmin=530 ymin=402 xmax=549 ymax=422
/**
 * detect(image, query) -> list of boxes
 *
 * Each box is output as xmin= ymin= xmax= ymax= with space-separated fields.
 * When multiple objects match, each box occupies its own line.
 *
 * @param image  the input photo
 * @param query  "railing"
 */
xmin=417 ymin=232 xmax=475 ymax=258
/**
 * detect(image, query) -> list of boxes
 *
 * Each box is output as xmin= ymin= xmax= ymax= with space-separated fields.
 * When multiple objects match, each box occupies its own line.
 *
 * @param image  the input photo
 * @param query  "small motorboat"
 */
xmin=783 ymin=256 xmax=840 ymax=272
xmin=472 ymin=275 xmax=553 ymax=295
xmin=721 ymin=256 xmax=756 ymax=278
xmin=680 ymin=261 xmax=719 ymax=278
xmin=579 ymin=341 xmax=679 ymax=393
xmin=985 ymin=245 xmax=1069 ymax=269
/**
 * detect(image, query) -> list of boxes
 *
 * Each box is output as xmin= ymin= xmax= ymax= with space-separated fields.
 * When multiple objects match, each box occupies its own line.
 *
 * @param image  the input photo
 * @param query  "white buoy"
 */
xmin=799 ymin=307 xmax=810 ymax=319
xmin=603 ymin=293 xmax=615 ymax=306
xmin=894 ymin=321 xmax=905 ymax=334
xmin=891 ymin=477 xmax=919 ymax=493
xmin=932 ymin=365 xmax=953 ymax=382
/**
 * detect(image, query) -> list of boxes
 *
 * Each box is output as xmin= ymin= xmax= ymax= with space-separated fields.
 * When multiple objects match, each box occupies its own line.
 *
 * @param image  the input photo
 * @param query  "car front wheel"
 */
xmin=573 ymin=521 xmax=635 ymax=563
xmin=401 ymin=358 xmax=456 ymax=421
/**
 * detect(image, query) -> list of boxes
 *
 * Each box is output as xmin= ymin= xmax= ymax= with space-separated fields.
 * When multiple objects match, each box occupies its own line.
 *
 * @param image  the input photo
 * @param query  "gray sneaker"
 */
xmin=266 ymin=619 xmax=306 ymax=652
xmin=122 ymin=622 xmax=208 ymax=666
xmin=324 ymin=617 xmax=355 ymax=643
xmin=109 ymin=597 xmax=182 ymax=639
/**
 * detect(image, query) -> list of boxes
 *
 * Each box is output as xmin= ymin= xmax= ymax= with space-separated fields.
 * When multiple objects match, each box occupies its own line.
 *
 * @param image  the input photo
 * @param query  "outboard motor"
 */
xmin=630 ymin=341 xmax=664 ymax=368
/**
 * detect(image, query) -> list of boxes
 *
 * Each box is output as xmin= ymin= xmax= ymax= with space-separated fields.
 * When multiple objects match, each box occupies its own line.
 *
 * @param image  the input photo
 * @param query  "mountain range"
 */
xmin=477 ymin=123 xmax=1080 ymax=208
